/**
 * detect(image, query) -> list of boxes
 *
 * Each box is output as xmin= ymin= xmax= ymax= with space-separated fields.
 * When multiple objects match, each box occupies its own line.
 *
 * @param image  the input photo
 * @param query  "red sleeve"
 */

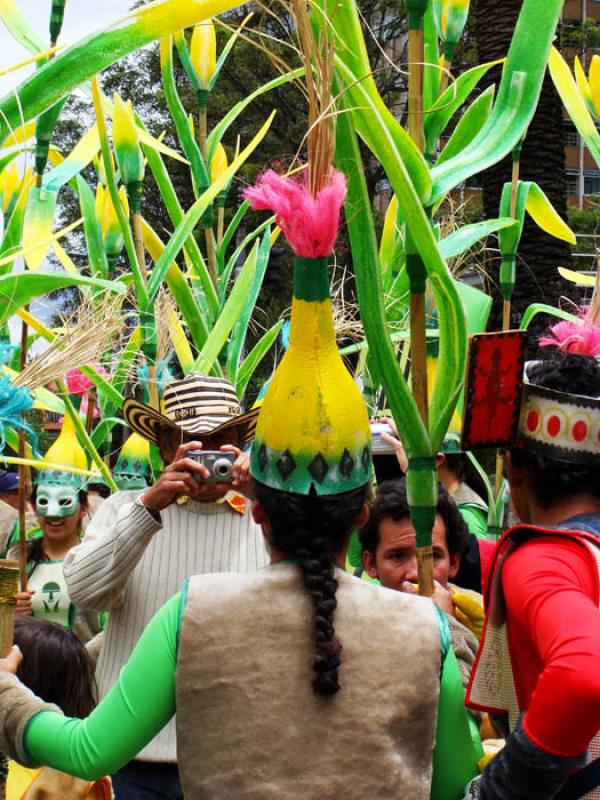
xmin=503 ymin=536 xmax=600 ymax=756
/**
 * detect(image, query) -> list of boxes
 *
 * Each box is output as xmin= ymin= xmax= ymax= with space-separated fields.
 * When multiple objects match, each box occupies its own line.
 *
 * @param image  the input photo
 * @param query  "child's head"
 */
xmin=13 ymin=617 xmax=95 ymax=718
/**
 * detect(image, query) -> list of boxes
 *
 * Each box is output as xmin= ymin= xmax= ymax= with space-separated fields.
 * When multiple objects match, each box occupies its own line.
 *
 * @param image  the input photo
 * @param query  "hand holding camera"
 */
xmin=140 ymin=441 xmax=251 ymax=514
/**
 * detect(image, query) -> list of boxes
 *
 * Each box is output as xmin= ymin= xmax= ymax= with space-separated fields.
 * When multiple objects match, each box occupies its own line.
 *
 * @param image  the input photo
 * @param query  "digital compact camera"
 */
xmin=187 ymin=450 xmax=235 ymax=483
xmin=370 ymin=422 xmax=397 ymax=455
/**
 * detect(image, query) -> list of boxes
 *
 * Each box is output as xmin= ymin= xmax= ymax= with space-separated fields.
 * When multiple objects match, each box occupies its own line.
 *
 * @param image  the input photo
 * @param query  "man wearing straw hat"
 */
xmin=63 ymin=373 xmax=268 ymax=800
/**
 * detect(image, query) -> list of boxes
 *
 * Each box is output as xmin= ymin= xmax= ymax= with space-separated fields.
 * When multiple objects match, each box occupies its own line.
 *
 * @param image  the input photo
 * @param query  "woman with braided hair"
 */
xmin=251 ymin=482 xmax=368 ymax=695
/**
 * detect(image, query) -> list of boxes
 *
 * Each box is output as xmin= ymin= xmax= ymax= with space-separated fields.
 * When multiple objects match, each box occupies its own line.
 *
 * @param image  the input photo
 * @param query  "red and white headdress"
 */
xmin=461 ymin=310 xmax=600 ymax=463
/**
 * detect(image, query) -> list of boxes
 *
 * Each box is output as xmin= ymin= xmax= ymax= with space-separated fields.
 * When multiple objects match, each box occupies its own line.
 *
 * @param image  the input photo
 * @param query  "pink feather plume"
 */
xmin=539 ymin=308 xmax=600 ymax=357
xmin=243 ymin=169 xmax=347 ymax=257
xmin=66 ymin=365 xmax=108 ymax=397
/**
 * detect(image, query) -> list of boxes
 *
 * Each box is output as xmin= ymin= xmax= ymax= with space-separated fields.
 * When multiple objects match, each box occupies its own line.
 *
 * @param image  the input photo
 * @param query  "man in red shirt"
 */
xmin=466 ymin=345 xmax=600 ymax=800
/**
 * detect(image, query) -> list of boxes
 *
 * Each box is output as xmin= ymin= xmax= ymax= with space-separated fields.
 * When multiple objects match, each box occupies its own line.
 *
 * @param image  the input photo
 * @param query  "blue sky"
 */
xmin=1 ymin=0 xmax=133 ymax=95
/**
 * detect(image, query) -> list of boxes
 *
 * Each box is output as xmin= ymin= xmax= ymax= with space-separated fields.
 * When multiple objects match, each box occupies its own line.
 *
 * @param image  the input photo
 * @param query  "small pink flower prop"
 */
xmin=66 ymin=366 xmax=109 ymax=397
xmin=539 ymin=308 xmax=600 ymax=357
xmin=243 ymin=168 xmax=347 ymax=258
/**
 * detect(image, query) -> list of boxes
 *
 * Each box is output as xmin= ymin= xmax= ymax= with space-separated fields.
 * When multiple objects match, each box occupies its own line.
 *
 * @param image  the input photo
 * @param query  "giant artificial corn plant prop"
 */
xmin=0 ymin=0 xmax=294 ymax=483
xmin=310 ymin=0 xmax=567 ymax=592
xmin=0 ymin=0 xmax=582 ymax=588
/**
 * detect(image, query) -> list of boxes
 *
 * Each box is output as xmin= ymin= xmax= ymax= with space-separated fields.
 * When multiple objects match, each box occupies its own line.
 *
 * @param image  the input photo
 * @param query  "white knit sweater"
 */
xmin=63 ymin=490 xmax=269 ymax=762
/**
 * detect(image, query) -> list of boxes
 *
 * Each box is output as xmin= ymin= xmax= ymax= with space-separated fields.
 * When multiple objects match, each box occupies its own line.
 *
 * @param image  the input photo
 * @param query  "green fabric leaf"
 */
xmin=235 ymin=321 xmax=283 ymax=400
xmin=77 ymin=175 xmax=109 ymax=281
xmin=0 ymin=0 xmax=247 ymax=143
xmin=0 ymin=272 xmax=125 ymax=327
xmin=430 ymin=0 xmax=564 ymax=202
xmin=439 ymin=218 xmax=517 ymax=260
xmin=436 ymin=85 xmax=495 ymax=167
xmin=424 ymin=60 xmax=501 ymax=158
xmin=227 ymin=228 xmax=271 ymax=383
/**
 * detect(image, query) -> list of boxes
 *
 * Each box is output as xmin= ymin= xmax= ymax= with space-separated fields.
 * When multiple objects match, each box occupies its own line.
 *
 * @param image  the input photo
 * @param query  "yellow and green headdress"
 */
xmin=35 ymin=414 xmax=89 ymax=518
xmin=114 ymin=432 xmax=151 ymax=491
xmin=37 ymin=413 xmax=88 ymax=491
xmin=245 ymin=170 xmax=372 ymax=495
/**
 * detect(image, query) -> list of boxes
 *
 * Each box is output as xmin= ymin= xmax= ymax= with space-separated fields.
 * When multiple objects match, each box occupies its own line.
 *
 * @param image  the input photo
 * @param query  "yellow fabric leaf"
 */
xmin=589 ymin=54 xmax=600 ymax=118
xmin=558 ymin=266 xmax=596 ymax=287
xmin=525 ymin=184 xmax=576 ymax=244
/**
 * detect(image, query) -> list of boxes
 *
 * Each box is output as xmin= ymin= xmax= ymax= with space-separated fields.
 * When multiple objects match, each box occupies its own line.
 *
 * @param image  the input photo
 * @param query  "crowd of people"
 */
xmin=0 ymin=331 xmax=597 ymax=800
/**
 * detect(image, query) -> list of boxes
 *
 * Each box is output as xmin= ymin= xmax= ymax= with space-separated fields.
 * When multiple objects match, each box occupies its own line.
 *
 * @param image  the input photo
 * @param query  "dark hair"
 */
xmin=509 ymin=352 xmax=600 ymax=508
xmin=443 ymin=453 xmax=488 ymax=507
xmin=87 ymin=482 xmax=112 ymax=499
xmin=252 ymin=479 xmax=369 ymax=696
xmin=360 ymin=478 xmax=470 ymax=557
xmin=13 ymin=616 xmax=95 ymax=717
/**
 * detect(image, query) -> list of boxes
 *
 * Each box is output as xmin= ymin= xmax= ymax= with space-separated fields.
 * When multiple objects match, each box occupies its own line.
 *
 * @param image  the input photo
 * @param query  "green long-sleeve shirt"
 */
xmin=24 ymin=588 xmax=481 ymax=799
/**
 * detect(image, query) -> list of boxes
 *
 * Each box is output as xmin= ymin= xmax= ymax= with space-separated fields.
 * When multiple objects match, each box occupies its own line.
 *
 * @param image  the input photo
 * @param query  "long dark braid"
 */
xmin=253 ymin=480 xmax=369 ymax=695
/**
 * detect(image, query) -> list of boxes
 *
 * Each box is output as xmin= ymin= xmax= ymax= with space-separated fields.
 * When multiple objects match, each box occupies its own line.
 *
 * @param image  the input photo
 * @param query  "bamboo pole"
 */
xmin=494 ymin=140 xmax=524 ymax=503
xmin=407 ymin=14 xmax=433 ymax=598
xmin=217 ymin=205 xmax=225 ymax=248
xmin=84 ymin=392 xmax=96 ymax=434
xmin=407 ymin=29 xmax=428 ymax=429
xmin=129 ymin=192 xmax=160 ymax=410
xmin=198 ymin=106 xmax=219 ymax=289
xmin=0 ymin=560 xmax=19 ymax=657
xmin=17 ymin=314 xmax=29 ymax=592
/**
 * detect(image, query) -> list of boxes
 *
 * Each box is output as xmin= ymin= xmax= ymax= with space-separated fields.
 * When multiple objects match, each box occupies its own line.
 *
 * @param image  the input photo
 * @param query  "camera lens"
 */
xmin=213 ymin=458 xmax=233 ymax=481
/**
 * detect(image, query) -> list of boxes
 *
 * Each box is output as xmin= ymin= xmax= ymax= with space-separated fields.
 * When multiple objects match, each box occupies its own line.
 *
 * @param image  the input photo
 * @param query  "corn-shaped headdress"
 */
xmin=245 ymin=172 xmax=372 ymax=495
xmin=114 ymin=432 xmax=151 ymax=490
xmin=37 ymin=413 xmax=89 ymax=489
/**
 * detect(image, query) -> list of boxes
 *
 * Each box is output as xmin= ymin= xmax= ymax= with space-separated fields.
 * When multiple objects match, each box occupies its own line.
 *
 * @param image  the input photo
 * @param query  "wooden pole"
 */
xmin=84 ymin=392 xmax=96 ymax=434
xmin=198 ymin=105 xmax=218 ymax=290
xmin=17 ymin=313 xmax=29 ymax=592
xmin=407 ymin=23 xmax=433 ymax=598
xmin=408 ymin=29 xmax=425 ymax=153
xmin=0 ymin=560 xmax=19 ymax=657
xmin=132 ymin=212 xmax=146 ymax=285
xmin=495 ymin=144 xmax=523 ymax=501
xmin=131 ymin=207 xmax=159 ymax=410
xmin=217 ymin=205 xmax=225 ymax=249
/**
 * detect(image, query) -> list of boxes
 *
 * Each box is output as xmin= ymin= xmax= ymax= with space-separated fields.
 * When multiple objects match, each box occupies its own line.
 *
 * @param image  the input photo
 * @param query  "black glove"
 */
xmin=478 ymin=715 xmax=586 ymax=800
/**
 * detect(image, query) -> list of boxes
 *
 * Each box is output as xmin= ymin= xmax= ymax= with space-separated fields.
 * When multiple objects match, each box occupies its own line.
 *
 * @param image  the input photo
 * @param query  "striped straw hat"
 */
xmin=123 ymin=374 xmax=259 ymax=446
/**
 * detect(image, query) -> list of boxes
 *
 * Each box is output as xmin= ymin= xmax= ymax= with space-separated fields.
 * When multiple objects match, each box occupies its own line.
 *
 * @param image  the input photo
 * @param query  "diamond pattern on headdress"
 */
xmin=276 ymin=449 xmax=296 ymax=480
xmin=361 ymin=446 xmax=370 ymax=472
xmin=258 ymin=443 xmax=268 ymax=472
xmin=340 ymin=449 xmax=354 ymax=478
xmin=308 ymin=453 xmax=329 ymax=484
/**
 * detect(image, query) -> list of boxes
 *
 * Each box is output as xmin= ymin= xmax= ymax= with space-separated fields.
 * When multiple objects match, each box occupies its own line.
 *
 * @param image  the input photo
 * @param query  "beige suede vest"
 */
xmin=176 ymin=564 xmax=441 ymax=800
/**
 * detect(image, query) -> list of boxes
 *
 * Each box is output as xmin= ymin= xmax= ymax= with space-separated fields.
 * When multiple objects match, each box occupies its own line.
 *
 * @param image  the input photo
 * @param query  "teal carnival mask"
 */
xmin=36 ymin=484 xmax=80 ymax=518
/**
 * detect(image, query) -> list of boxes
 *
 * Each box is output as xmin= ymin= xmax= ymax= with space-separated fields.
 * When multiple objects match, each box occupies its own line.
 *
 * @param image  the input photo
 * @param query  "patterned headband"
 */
xmin=517 ymin=368 xmax=600 ymax=465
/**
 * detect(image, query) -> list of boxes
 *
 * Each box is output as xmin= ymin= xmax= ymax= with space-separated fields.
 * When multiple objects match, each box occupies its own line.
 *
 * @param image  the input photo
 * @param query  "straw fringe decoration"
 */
xmin=15 ymin=294 xmax=125 ymax=391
